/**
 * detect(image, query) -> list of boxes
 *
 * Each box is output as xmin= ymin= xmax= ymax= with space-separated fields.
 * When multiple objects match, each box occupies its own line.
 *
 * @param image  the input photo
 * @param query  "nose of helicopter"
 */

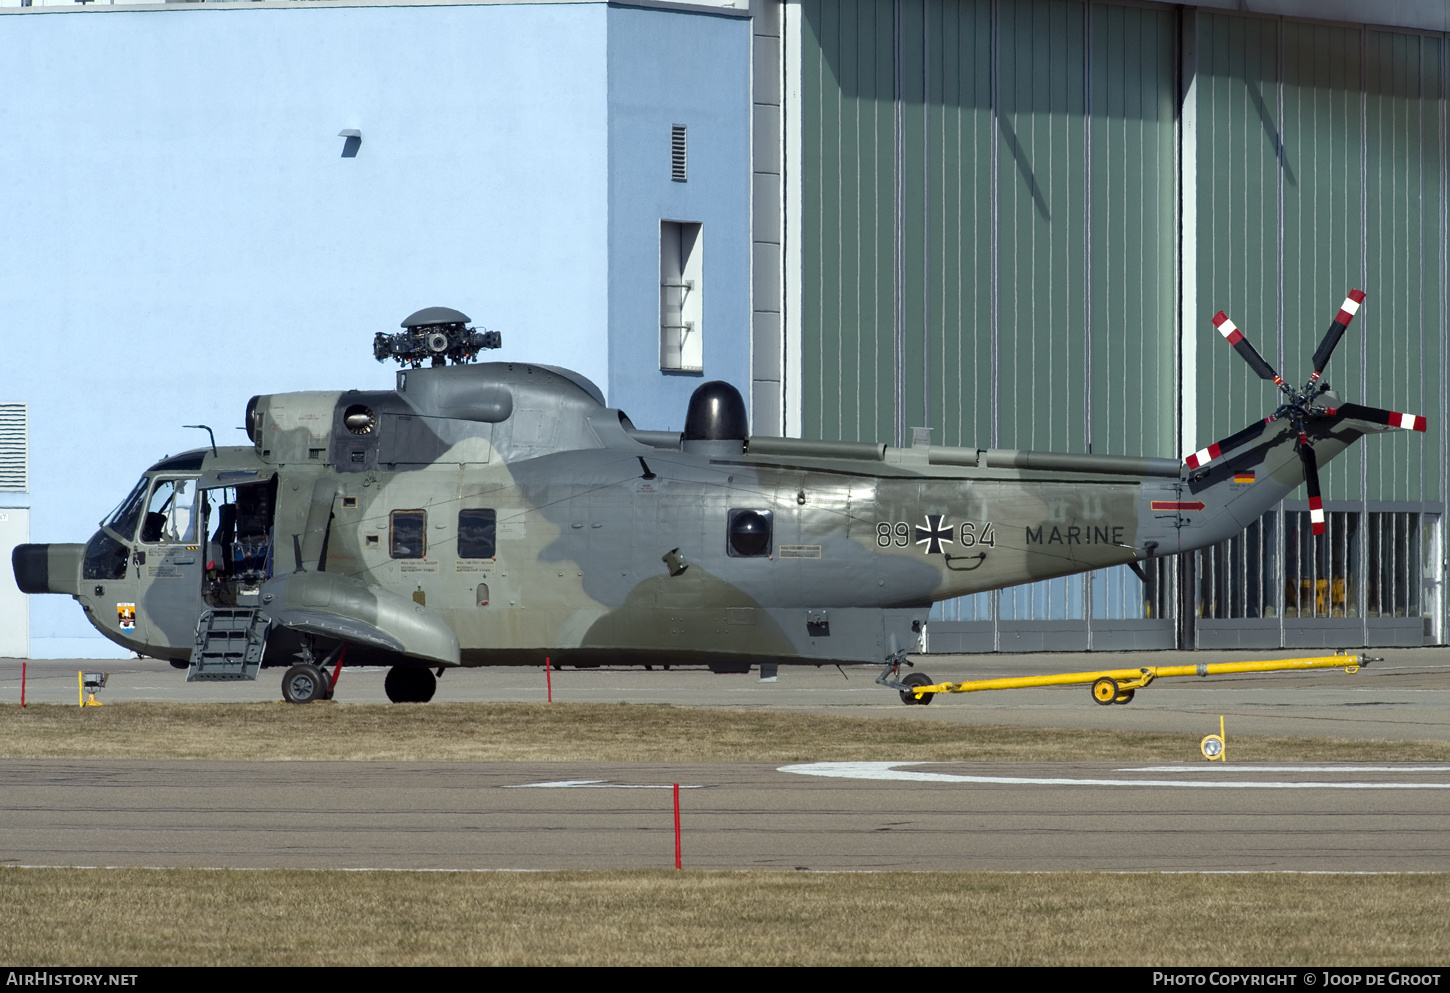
xmin=12 ymin=543 xmax=85 ymax=596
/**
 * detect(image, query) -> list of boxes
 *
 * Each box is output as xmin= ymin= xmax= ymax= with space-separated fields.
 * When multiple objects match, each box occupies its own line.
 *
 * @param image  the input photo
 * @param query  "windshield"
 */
xmin=101 ymin=476 xmax=151 ymax=540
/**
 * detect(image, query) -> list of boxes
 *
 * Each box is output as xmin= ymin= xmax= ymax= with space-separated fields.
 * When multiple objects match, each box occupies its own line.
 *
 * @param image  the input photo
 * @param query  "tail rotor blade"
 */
xmin=1326 ymin=402 xmax=1427 ymax=433
xmin=1212 ymin=311 xmax=1286 ymax=388
xmin=1309 ymin=289 xmax=1367 ymax=383
xmin=1298 ymin=434 xmax=1326 ymax=536
xmin=1184 ymin=418 xmax=1274 ymax=469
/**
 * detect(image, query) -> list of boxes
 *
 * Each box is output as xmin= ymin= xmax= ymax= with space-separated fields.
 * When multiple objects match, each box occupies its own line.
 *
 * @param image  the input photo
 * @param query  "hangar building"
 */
xmin=1 ymin=0 xmax=1445 ymax=656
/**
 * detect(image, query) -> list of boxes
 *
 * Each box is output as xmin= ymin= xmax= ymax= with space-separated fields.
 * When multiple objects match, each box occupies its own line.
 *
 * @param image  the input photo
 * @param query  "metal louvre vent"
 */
xmin=671 ymin=124 xmax=687 ymax=182
xmin=0 ymin=403 xmax=27 ymax=491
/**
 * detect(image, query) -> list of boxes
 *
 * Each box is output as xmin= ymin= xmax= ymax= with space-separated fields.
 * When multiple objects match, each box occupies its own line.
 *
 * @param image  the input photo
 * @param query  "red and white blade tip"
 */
xmin=1211 ymin=311 xmax=1244 ymax=345
xmin=1309 ymin=496 xmax=1326 ymax=536
xmin=1334 ymin=289 xmax=1367 ymax=326
xmin=1184 ymin=443 xmax=1221 ymax=469
xmin=1396 ymin=412 xmax=1428 ymax=432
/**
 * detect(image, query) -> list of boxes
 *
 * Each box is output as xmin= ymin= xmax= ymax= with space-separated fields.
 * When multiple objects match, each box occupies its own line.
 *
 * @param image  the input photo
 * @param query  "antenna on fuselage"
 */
xmin=183 ymin=424 xmax=217 ymax=457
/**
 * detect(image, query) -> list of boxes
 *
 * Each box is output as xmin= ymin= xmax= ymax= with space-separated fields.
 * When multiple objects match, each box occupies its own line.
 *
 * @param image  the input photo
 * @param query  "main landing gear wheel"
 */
xmin=282 ymin=664 xmax=327 ymax=704
xmin=1091 ymin=676 xmax=1120 ymax=706
xmin=899 ymin=671 xmax=935 ymax=706
xmin=316 ymin=665 xmax=335 ymax=701
xmin=1113 ymin=689 xmax=1135 ymax=705
xmin=384 ymin=665 xmax=437 ymax=704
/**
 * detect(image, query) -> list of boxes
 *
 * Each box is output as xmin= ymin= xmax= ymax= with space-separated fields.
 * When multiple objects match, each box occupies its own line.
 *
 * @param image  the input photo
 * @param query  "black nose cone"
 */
xmin=12 ymin=544 xmax=50 ymax=594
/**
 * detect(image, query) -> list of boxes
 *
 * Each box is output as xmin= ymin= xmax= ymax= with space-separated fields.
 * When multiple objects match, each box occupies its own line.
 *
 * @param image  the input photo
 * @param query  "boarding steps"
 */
xmin=187 ymin=608 xmax=271 ymax=681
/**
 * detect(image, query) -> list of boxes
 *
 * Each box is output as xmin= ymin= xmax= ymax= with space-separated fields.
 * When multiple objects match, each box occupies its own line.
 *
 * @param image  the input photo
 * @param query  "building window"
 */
xmin=390 ymin=509 xmax=426 ymax=559
xmin=660 ymin=221 xmax=703 ymax=372
xmin=670 ymin=124 xmax=687 ymax=182
xmin=1194 ymin=507 xmax=1440 ymax=626
xmin=458 ymin=508 xmax=497 ymax=559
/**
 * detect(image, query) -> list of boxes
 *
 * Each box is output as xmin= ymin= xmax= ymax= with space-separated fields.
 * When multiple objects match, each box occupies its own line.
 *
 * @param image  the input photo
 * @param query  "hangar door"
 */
xmin=1188 ymin=13 xmax=1448 ymax=649
xmin=794 ymin=0 xmax=1179 ymax=650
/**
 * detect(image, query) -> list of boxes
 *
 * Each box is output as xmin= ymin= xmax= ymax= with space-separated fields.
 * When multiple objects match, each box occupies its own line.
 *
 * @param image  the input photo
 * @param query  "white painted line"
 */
xmin=1126 ymin=765 xmax=1450 ymax=773
xmin=778 ymin=762 xmax=1450 ymax=790
xmin=505 ymin=780 xmax=706 ymax=789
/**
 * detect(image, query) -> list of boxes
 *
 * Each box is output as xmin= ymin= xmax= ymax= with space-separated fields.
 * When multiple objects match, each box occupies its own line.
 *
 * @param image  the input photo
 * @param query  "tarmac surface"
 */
xmin=4 ymin=758 xmax=1450 ymax=872
xmin=5 ymin=647 xmax=1450 ymax=740
xmin=3 ymin=649 xmax=1449 ymax=872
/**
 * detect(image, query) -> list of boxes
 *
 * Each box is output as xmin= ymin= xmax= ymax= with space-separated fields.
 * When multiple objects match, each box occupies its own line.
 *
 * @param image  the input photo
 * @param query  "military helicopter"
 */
xmin=12 ymin=296 xmax=1426 ymax=705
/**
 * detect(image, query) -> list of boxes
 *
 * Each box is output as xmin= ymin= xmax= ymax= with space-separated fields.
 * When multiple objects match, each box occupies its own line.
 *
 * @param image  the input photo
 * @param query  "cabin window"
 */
xmin=458 ymin=509 xmax=497 ymax=559
xmin=390 ymin=510 xmax=426 ymax=559
xmin=727 ymin=509 xmax=772 ymax=557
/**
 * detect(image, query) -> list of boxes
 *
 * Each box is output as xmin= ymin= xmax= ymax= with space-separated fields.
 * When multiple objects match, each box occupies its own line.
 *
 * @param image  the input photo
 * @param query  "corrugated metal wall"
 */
xmin=800 ymin=0 xmax=898 ymax=446
xmin=1194 ymin=14 xmax=1446 ymax=507
xmin=793 ymin=0 xmax=1450 ymax=647
xmin=800 ymin=0 xmax=1178 ymax=459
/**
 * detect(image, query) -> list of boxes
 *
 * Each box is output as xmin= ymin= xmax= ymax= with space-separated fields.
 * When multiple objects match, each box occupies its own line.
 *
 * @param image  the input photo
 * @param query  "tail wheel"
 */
xmin=1091 ymin=676 xmax=1119 ymax=706
xmin=899 ymin=671 xmax=935 ymax=706
xmin=1113 ymin=689 xmax=1135 ymax=705
xmin=282 ymin=664 xmax=326 ymax=705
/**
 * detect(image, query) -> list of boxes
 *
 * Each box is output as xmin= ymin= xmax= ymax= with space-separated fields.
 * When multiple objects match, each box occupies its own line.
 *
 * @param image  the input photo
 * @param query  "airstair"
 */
xmin=187 ymin=608 xmax=271 ymax=681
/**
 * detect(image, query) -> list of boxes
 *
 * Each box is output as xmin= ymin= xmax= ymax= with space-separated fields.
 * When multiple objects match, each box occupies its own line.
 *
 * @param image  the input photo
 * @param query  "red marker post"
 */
xmin=673 ymin=783 xmax=682 ymax=869
xmin=545 ymin=657 xmax=552 ymax=703
xmin=20 ymin=662 xmax=26 ymax=708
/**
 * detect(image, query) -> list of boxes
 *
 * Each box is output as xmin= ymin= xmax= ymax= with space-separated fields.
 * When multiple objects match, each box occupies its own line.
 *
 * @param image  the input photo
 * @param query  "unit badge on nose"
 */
xmin=915 ymin=514 xmax=954 ymax=555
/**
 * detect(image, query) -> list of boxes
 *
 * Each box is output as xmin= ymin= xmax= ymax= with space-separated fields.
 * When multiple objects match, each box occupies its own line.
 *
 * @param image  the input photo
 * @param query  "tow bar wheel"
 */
xmin=1091 ymin=676 xmax=1119 ymax=706
xmin=900 ymin=671 xmax=935 ymax=706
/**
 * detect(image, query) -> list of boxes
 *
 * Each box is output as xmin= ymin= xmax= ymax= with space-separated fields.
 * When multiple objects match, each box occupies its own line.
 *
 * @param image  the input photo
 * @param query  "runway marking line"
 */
xmin=1127 ymin=765 xmax=1450 ymax=773
xmin=505 ymin=780 xmax=706 ymax=789
xmin=779 ymin=761 xmax=1450 ymax=789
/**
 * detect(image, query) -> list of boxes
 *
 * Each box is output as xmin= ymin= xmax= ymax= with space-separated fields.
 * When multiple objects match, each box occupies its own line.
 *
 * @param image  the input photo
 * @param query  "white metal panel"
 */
xmin=0 ymin=507 xmax=29 ymax=658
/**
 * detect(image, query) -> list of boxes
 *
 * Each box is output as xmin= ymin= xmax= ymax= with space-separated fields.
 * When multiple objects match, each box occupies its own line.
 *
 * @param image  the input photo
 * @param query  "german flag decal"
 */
xmin=1233 ymin=470 xmax=1255 ymax=484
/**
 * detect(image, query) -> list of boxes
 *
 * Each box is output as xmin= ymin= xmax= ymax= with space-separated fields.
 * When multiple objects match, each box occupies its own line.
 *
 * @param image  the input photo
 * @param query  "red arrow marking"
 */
xmin=1151 ymin=501 xmax=1206 ymax=512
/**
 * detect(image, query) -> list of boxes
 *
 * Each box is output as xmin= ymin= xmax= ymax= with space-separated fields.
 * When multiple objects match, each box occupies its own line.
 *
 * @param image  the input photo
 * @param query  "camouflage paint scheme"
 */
xmin=21 ymin=362 xmax=1386 ymax=679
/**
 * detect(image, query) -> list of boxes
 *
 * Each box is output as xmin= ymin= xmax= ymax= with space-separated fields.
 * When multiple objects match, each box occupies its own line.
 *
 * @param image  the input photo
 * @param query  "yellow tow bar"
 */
xmin=911 ymin=653 xmax=1373 ymax=706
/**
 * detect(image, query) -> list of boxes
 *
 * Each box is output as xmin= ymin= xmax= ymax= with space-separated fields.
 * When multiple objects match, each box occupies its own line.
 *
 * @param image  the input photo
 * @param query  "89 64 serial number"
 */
xmin=876 ymin=520 xmax=996 ymax=549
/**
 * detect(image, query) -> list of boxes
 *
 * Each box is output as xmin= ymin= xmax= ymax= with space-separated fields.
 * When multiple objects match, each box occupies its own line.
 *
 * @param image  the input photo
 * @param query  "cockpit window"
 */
xmin=140 ymin=478 xmax=200 ymax=544
xmin=102 ymin=476 xmax=151 ymax=540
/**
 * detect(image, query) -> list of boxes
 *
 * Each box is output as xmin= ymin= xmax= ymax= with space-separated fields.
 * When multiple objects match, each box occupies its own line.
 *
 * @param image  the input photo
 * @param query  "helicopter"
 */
xmin=11 ymin=296 xmax=1427 ymax=705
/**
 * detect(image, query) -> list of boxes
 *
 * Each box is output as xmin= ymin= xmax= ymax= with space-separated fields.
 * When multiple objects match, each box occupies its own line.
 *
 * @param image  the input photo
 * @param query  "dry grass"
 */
xmin=2 ymin=867 xmax=1448 ymax=966
xmin=3 ymin=701 xmax=1448 ymax=762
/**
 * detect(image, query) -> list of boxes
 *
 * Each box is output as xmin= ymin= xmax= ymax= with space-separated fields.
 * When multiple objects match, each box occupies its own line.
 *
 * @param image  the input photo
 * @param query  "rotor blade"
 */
xmin=1325 ymin=402 xmax=1427 ymax=432
xmin=1184 ymin=418 xmax=1274 ymax=469
xmin=1212 ymin=311 xmax=1285 ymax=387
xmin=1298 ymin=433 xmax=1326 ymax=537
xmin=1309 ymin=289 xmax=1366 ymax=382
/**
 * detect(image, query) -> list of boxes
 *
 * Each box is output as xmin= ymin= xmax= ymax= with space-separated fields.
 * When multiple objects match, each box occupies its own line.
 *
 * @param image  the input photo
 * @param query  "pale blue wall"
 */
xmin=605 ymin=5 xmax=753 ymax=433
xmin=0 ymin=2 xmax=748 ymax=656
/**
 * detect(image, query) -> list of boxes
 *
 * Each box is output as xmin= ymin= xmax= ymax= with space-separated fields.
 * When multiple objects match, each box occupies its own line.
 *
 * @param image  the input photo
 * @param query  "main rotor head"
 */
xmin=1185 ymin=290 xmax=1425 ymax=535
xmin=374 ymin=307 xmax=502 ymax=368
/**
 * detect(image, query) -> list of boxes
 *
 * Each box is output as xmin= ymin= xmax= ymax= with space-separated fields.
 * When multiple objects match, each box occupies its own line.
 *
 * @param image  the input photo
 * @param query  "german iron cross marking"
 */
xmin=915 ymin=514 xmax=954 ymax=555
